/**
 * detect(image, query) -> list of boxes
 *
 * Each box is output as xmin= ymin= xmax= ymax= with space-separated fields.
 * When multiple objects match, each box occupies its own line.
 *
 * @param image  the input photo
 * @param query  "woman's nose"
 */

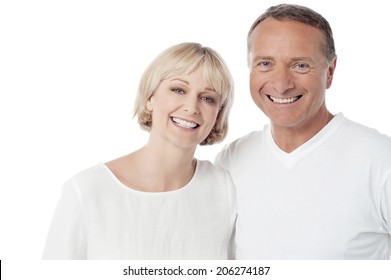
xmin=183 ymin=95 xmax=200 ymax=114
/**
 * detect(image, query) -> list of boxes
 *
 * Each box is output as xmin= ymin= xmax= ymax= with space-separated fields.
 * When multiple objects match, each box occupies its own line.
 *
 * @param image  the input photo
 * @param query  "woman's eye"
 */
xmin=171 ymin=88 xmax=185 ymax=94
xmin=201 ymin=96 xmax=215 ymax=104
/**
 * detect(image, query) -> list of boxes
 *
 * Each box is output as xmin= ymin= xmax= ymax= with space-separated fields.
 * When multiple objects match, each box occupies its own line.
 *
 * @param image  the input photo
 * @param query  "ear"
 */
xmin=212 ymin=109 xmax=223 ymax=132
xmin=146 ymin=95 xmax=154 ymax=112
xmin=326 ymin=56 xmax=337 ymax=89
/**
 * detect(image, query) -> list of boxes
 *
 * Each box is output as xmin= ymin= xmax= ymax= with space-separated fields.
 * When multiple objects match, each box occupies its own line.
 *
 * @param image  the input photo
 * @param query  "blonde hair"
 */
xmin=133 ymin=42 xmax=234 ymax=145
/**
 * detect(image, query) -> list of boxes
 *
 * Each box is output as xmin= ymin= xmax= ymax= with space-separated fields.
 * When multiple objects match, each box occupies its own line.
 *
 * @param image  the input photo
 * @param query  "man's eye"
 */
xmin=254 ymin=61 xmax=272 ymax=72
xmin=258 ymin=61 xmax=270 ymax=67
xmin=294 ymin=63 xmax=310 ymax=73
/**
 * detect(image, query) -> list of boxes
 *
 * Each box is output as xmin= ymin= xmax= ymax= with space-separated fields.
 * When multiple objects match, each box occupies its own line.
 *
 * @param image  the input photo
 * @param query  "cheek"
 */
xmin=307 ymin=76 xmax=327 ymax=97
xmin=204 ymin=107 xmax=220 ymax=125
xmin=249 ymin=71 xmax=258 ymax=89
xmin=249 ymin=73 xmax=266 ymax=105
xmin=249 ymin=71 xmax=266 ymax=94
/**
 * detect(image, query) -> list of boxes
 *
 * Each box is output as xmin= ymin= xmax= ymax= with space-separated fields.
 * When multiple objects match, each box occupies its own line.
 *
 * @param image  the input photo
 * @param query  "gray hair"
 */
xmin=247 ymin=4 xmax=336 ymax=64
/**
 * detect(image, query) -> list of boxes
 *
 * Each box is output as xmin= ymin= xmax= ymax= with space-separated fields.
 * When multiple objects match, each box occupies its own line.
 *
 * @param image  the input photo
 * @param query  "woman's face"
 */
xmin=146 ymin=66 xmax=221 ymax=150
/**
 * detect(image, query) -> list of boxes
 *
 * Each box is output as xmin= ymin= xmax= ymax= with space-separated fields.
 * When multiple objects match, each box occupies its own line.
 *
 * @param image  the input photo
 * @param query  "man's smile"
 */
xmin=267 ymin=94 xmax=302 ymax=104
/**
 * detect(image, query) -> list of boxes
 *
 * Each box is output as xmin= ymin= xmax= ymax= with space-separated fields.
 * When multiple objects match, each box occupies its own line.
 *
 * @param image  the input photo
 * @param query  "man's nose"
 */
xmin=269 ymin=67 xmax=295 ymax=94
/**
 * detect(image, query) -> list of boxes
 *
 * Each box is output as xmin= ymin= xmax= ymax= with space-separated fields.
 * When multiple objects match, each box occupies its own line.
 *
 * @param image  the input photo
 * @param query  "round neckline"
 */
xmin=98 ymin=159 xmax=199 ymax=196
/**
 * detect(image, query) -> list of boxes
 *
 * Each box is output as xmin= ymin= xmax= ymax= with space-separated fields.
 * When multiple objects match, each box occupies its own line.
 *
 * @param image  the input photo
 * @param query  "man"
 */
xmin=216 ymin=4 xmax=391 ymax=259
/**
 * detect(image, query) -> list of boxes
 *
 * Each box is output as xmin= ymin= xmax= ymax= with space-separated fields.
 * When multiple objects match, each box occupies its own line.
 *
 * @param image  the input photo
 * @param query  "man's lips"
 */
xmin=267 ymin=94 xmax=303 ymax=104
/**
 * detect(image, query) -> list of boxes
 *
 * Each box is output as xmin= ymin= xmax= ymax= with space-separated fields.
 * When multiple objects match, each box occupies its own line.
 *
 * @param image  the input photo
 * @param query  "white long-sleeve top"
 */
xmin=42 ymin=159 xmax=236 ymax=259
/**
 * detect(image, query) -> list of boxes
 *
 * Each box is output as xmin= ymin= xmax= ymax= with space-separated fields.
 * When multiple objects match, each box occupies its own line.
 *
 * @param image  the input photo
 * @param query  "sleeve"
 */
xmin=42 ymin=178 xmax=87 ymax=259
xmin=227 ymin=226 xmax=236 ymax=260
xmin=214 ymin=144 xmax=231 ymax=171
xmin=225 ymin=171 xmax=237 ymax=260
xmin=380 ymin=172 xmax=391 ymax=236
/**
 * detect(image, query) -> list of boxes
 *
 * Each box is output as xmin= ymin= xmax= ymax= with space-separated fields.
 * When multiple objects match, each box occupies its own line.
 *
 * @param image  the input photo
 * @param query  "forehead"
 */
xmin=166 ymin=66 xmax=225 ymax=92
xmin=250 ymin=18 xmax=325 ymax=59
xmin=160 ymin=67 xmax=213 ymax=88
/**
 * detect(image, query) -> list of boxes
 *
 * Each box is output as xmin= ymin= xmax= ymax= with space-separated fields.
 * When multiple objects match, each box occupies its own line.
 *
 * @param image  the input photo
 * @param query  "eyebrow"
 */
xmin=252 ymin=55 xmax=313 ymax=62
xmin=251 ymin=55 xmax=274 ymax=61
xmin=169 ymin=78 xmax=217 ymax=93
xmin=290 ymin=57 xmax=315 ymax=63
xmin=170 ymin=78 xmax=189 ymax=85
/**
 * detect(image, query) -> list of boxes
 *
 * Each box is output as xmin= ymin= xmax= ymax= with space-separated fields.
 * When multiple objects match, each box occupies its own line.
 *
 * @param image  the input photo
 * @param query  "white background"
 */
xmin=1 ymin=0 xmax=391 ymax=265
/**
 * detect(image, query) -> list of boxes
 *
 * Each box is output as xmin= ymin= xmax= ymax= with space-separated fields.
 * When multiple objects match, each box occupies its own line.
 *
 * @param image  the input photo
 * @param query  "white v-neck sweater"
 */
xmin=216 ymin=113 xmax=391 ymax=259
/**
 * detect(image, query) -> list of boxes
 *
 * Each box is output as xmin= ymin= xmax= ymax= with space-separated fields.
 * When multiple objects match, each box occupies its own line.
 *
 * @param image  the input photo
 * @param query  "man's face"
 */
xmin=248 ymin=18 xmax=336 ymax=131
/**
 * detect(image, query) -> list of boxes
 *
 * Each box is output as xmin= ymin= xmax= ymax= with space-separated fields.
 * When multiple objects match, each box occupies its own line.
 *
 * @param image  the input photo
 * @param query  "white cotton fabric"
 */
xmin=42 ymin=160 xmax=236 ymax=260
xmin=216 ymin=113 xmax=391 ymax=259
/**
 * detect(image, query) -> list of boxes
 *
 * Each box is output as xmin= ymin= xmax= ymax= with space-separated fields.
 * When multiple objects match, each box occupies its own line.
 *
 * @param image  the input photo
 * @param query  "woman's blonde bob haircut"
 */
xmin=134 ymin=42 xmax=234 ymax=145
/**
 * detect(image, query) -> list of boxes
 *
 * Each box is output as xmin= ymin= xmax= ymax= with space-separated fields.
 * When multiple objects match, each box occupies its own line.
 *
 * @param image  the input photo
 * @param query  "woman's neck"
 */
xmin=106 ymin=141 xmax=197 ymax=192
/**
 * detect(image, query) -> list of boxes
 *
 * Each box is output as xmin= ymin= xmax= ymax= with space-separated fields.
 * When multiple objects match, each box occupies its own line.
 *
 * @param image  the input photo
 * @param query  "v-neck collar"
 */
xmin=266 ymin=113 xmax=346 ymax=169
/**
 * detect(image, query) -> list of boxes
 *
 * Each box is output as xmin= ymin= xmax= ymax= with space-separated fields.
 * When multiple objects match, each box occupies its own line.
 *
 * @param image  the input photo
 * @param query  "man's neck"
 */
xmin=271 ymin=111 xmax=334 ymax=153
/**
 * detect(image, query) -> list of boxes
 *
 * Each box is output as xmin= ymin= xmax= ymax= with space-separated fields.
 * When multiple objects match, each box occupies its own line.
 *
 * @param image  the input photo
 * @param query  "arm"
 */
xmin=42 ymin=178 xmax=86 ymax=259
xmin=214 ymin=144 xmax=231 ymax=171
xmin=225 ymin=169 xmax=237 ymax=260
xmin=380 ymin=172 xmax=391 ymax=237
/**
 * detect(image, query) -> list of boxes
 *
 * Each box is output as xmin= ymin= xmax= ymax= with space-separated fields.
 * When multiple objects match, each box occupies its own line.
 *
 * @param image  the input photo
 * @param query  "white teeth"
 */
xmin=269 ymin=95 xmax=299 ymax=104
xmin=172 ymin=117 xmax=198 ymax=128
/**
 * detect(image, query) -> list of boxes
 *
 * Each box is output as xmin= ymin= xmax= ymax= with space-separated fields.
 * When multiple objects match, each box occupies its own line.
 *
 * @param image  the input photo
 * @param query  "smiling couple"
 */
xmin=43 ymin=4 xmax=391 ymax=260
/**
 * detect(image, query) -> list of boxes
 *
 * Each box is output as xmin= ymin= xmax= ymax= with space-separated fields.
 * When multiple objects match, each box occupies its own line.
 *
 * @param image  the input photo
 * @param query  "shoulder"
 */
xmin=225 ymin=131 xmax=263 ymax=151
xmin=195 ymin=160 xmax=234 ymax=188
xmin=194 ymin=159 xmax=236 ymax=199
xmin=342 ymin=116 xmax=391 ymax=151
xmin=64 ymin=164 xmax=113 ymax=196
xmin=215 ymin=130 xmax=264 ymax=169
xmin=72 ymin=164 xmax=108 ymax=185
xmin=221 ymin=131 xmax=263 ymax=156
xmin=50 ymin=166 xmax=106 ymax=216
xmin=337 ymin=116 xmax=391 ymax=163
xmin=196 ymin=159 xmax=231 ymax=178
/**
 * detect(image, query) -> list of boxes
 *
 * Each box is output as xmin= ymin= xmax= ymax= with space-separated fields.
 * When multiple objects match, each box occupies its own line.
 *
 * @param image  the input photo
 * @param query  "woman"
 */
xmin=42 ymin=42 xmax=236 ymax=259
